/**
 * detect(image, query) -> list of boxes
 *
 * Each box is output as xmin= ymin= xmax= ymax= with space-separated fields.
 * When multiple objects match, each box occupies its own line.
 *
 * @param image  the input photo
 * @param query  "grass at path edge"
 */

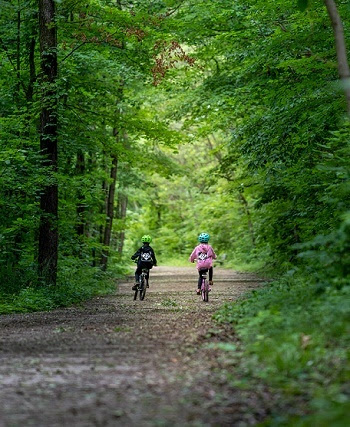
xmin=0 ymin=265 xmax=121 ymax=314
xmin=213 ymin=275 xmax=350 ymax=426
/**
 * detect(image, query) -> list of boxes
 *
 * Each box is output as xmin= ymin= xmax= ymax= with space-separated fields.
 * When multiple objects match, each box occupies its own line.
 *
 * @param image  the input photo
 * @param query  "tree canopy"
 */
xmin=1 ymin=0 xmax=350 ymax=422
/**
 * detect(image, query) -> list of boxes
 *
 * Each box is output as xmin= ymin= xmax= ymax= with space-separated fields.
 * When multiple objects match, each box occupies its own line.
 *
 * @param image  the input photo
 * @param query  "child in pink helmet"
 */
xmin=189 ymin=232 xmax=217 ymax=295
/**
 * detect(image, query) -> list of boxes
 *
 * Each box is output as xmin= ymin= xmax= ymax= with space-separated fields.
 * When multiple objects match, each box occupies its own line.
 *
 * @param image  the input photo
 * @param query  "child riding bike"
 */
xmin=131 ymin=235 xmax=157 ymax=290
xmin=189 ymin=232 xmax=217 ymax=295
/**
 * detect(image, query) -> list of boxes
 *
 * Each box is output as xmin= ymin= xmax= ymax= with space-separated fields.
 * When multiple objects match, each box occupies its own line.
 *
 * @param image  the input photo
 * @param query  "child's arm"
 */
xmin=131 ymin=249 xmax=140 ymax=261
xmin=209 ymin=246 xmax=217 ymax=259
xmin=151 ymin=249 xmax=157 ymax=266
xmin=189 ymin=247 xmax=197 ymax=263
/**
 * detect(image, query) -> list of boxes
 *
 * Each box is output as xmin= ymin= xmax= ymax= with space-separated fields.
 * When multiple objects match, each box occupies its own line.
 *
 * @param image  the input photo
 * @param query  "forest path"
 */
xmin=0 ymin=266 xmax=271 ymax=426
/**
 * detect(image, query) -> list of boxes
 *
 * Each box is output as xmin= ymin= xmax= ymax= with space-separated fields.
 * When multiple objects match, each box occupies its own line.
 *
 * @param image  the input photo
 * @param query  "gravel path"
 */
xmin=0 ymin=266 xmax=271 ymax=426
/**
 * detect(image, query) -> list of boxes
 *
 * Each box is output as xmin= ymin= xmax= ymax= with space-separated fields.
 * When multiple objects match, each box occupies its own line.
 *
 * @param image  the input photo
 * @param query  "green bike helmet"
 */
xmin=141 ymin=235 xmax=152 ymax=243
xmin=198 ymin=232 xmax=210 ymax=243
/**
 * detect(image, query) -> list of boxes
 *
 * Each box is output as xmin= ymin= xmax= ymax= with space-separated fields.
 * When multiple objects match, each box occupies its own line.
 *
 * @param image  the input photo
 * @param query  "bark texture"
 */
xmin=100 ymin=151 xmax=118 ymax=271
xmin=323 ymin=0 xmax=350 ymax=116
xmin=116 ymin=193 xmax=128 ymax=254
xmin=38 ymin=0 xmax=58 ymax=285
xmin=76 ymin=151 xmax=86 ymax=238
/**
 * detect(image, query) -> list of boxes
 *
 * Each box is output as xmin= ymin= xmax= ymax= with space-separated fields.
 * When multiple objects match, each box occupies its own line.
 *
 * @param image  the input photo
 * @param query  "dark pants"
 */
xmin=135 ymin=263 xmax=152 ymax=283
xmin=198 ymin=267 xmax=213 ymax=289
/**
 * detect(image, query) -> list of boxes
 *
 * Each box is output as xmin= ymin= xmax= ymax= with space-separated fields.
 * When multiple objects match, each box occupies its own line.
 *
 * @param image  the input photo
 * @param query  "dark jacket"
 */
xmin=131 ymin=244 xmax=157 ymax=268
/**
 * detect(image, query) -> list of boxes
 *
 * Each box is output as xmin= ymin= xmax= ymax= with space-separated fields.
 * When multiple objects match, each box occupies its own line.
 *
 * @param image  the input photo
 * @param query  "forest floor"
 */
xmin=0 ymin=266 xmax=275 ymax=427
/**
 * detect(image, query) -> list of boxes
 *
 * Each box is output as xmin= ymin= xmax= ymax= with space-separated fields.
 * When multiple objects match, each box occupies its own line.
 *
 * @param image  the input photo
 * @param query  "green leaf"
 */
xmin=297 ymin=0 xmax=309 ymax=12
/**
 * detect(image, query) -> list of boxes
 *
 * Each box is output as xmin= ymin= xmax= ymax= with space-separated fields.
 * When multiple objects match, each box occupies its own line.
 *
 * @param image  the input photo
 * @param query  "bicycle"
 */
xmin=199 ymin=269 xmax=210 ymax=302
xmin=133 ymin=268 xmax=149 ymax=301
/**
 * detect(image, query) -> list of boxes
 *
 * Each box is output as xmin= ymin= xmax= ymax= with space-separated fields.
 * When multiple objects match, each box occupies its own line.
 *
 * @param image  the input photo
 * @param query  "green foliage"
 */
xmin=1 ymin=0 xmax=350 ymax=423
xmin=0 ymin=0 xmax=349 ymax=402
xmin=0 ymin=0 xmax=185 ymax=290
xmin=297 ymin=0 xmax=309 ymax=13
xmin=161 ymin=298 xmax=178 ymax=307
xmin=214 ymin=276 xmax=350 ymax=424
xmin=0 ymin=262 xmax=118 ymax=314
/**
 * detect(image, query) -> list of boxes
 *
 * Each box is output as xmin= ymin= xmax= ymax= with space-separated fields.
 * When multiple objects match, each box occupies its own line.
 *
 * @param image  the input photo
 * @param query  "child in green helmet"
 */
xmin=131 ymin=235 xmax=157 ymax=290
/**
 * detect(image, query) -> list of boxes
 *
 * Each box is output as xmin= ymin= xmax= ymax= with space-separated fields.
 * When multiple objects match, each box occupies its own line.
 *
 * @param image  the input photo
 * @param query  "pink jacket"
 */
xmin=189 ymin=244 xmax=217 ymax=270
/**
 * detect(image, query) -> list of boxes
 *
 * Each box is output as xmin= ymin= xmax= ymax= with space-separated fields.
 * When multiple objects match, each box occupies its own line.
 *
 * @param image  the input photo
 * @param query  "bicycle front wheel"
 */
xmin=139 ymin=276 xmax=146 ymax=300
xmin=140 ymin=286 xmax=146 ymax=300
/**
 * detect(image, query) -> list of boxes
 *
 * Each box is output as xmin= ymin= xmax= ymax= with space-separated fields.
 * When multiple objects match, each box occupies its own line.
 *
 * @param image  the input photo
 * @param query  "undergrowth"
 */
xmin=214 ymin=275 xmax=350 ymax=425
xmin=0 ymin=259 xmax=126 ymax=314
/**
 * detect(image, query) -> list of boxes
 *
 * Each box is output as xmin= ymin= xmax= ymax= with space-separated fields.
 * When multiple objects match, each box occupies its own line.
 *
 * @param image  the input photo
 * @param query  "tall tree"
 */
xmin=38 ymin=0 xmax=58 ymax=285
xmin=100 ymin=143 xmax=118 ymax=271
xmin=323 ymin=0 xmax=350 ymax=116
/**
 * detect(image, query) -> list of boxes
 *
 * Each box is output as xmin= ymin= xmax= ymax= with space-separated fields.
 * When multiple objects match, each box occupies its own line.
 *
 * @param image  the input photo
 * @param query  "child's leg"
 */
xmin=135 ymin=266 xmax=142 ymax=283
xmin=209 ymin=267 xmax=213 ymax=281
xmin=198 ymin=271 xmax=202 ymax=289
xmin=132 ymin=266 xmax=143 ymax=290
xmin=146 ymin=269 xmax=150 ymax=287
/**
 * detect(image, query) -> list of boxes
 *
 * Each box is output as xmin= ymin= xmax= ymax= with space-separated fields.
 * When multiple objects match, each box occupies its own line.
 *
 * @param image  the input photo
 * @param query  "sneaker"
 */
xmin=209 ymin=280 xmax=213 ymax=286
xmin=132 ymin=284 xmax=138 ymax=291
xmin=196 ymin=289 xmax=201 ymax=295
xmin=146 ymin=283 xmax=149 ymax=288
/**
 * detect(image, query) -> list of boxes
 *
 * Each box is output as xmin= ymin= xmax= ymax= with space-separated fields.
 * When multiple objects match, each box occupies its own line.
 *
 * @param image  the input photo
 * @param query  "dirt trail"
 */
xmin=0 ymin=266 xmax=270 ymax=426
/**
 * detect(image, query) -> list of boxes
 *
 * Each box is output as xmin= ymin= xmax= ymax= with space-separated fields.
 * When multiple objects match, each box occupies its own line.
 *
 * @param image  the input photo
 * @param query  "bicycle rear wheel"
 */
xmin=201 ymin=279 xmax=209 ymax=302
xmin=201 ymin=279 xmax=206 ymax=302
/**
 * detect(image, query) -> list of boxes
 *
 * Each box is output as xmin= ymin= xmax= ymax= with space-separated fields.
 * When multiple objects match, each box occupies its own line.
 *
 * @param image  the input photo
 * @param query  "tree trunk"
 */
xmin=100 ymin=150 xmax=118 ymax=271
xmin=116 ymin=193 xmax=128 ymax=254
xmin=38 ymin=0 xmax=58 ymax=285
xmin=100 ymin=69 xmax=124 ymax=269
xmin=26 ymin=28 xmax=37 ymax=102
xmin=99 ymin=0 xmax=124 ymax=269
xmin=207 ymin=135 xmax=222 ymax=162
xmin=16 ymin=1 xmax=21 ymax=97
xmin=100 ymin=0 xmax=126 ymax=264
xmin=75 ymin=151 xmax=86 ymax=238
xmin=95 ymin=176 xmax=108 ymax=267
xmin=323 ymin=0 xmax=350 ymax=116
